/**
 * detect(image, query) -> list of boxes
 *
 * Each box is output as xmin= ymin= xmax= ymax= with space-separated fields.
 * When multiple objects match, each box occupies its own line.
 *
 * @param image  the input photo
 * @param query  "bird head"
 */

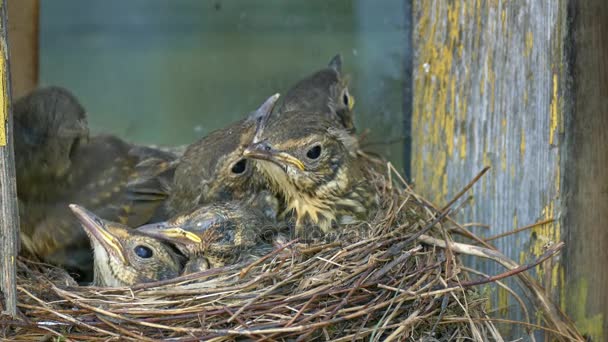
xmin=13 ymin=87 xmax=89 ymax=196
xmin=244 ymin=110 xmax=360 ymax=197
xmin=168 ymin=94 xmax=280 ymax=213
xmin=137 ymin=201 xmax=278 ymax=267
xmin=69 ymin=204 xmax=184 ymax=287
xmin=277 ymin=54 xmax=356 ymax=131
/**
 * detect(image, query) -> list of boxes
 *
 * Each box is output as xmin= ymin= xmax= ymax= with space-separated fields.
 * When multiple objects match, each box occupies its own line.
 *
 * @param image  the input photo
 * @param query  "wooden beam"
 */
xmin=0 ymin=0 xmax=18 ymax=317
xmin=562 ymin=1 xmax=608 ymax=340
xmin=7 ymin=0 xmax=38 ymax=99
xmin=412 ymin=0 xmax=570 ymax=338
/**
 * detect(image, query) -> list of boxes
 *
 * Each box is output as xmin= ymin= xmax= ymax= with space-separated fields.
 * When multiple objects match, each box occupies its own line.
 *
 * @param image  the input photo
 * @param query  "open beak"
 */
xmin=69 ymin=204 xmax=127 ymax=264
xmin=243 ymin=141 xmax=305 ymax=171
xmin=137 ymin=222 xmax=203 ymax=245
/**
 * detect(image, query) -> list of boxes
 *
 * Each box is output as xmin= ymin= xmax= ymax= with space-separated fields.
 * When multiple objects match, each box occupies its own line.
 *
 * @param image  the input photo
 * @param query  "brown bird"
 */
xmin=243 ymin=110 xmax=377 ymax=237
xmin=166 ymin=94 xmax=280 ymax=215
xmin=69 ymin=204 xmax=184 ymax=287
xmin=275 ymin=54 xmax=356 ymax=132
xmin=14 ymin=87 xmax=177 ymax=282
xmin=138 ymin=195 xmax=283 ymax=273
xmin=13 ymin=86 xmax=89 ymax=201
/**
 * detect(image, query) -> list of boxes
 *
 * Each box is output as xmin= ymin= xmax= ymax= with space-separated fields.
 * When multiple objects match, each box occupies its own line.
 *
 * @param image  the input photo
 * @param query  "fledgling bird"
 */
xmin=13 ymin=86 xmax=89 ymax=201
xmin=137 ymin=197 xmax=282 ymax=273
xmin=243 ymin=110 xmax=377 ymax=237
xmin=69 ymin=204 xmax=184 ymax=287
xmin=14 ymin=87 xmax=177 ymax=282
xmin=166 ymin=94 xmax=280 ymax=215
xmin=275 ymin=54 xmax=356 ymax=132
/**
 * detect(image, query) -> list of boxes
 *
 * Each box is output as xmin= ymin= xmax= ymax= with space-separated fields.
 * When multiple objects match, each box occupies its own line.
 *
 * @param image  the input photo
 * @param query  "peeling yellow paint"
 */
xmin=413 ymin=1 xmax=463 ymax=204
xmin=549 ymin=74 xmax=559 ymax=145
xmin=525 ymin=31 xmax=534 ymax=57
xmin=569 ymin=279 xmax=604 ymax=340
xmin=459 ymin=133 xmax=467 ymax=160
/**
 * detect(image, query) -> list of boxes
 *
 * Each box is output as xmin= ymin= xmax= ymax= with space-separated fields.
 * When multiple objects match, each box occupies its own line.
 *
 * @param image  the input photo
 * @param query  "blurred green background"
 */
xmin=40 ymin=0 xmax=410 ymax=174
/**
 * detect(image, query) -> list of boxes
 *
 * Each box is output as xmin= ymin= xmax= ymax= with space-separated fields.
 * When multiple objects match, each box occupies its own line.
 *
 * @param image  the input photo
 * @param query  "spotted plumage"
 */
xmin=138 ymin=197 xmax=282 ymax=272
xmin=244 ymin=110 xmax=376 ymax=237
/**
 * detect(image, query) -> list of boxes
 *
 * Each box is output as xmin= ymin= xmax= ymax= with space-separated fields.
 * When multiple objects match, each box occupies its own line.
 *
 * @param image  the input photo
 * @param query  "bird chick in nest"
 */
xmin=70 ymin=204 xmax=184 ymax=287
xmin=275 ymin=54 xmax=356 ymax=133
xmin=14 ymin=87 xmax=177 ymax=282
xmin=138 ymin=196 xmax=284 ymax=274
xmin=244 ymin=110 xmax=377 ymax=238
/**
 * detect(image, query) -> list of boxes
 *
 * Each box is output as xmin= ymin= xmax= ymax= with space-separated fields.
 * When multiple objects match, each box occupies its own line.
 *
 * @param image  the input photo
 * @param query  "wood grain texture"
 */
xmin=7 ymin=0 xmax=38 ymax=99
xmin=562 ymin=1 xmax=608 ymax=340
xmin=412 ymin=0 xmax=569 ymax=337
xmin=0 ymin=0 xmax=18 ymax=317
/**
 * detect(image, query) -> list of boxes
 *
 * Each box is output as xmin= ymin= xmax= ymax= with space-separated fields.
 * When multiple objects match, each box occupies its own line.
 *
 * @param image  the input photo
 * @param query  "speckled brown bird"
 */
xmin=275 ymin=54 xmax=356 ymax=132
xmin=166 ymin=94 xmax=280 ymax=215
xmin=243 ymin=110 xmax=377 ymax=237
xmin=69 ymin=204 xmax=184 ymax=287
xmin=138 ymin=195 xmax=282 ymax=273
xmin=14 ymin=87 xmax=177 ymax=282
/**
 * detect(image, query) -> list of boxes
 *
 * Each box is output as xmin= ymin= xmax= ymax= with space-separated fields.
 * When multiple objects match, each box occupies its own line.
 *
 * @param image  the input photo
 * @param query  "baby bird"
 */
xmin=69 ymin=204 xmax=184 ymax=287
xmin=14 ymin=87 xmax=176 ymax=282
xmin=244 ymin=110 xmax=376 ymax=237
xmin=13 ymin=86 xmax=89 ymax=201
xmin=137 ymin=197 xmax=282 ymax=273
xmin=166 ymin=94 xmax=280 ymax=214
xmin=276 ymin=54 xmax=356 ymax=132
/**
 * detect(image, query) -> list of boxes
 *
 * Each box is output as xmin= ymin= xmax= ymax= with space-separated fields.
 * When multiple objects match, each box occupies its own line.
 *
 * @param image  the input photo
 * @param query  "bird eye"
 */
xmin=306 ymin=145 xmax=322 ymax=160
xmin=134 ymin=245 xmax=153 ymax=259
xmin=231 ymin=159 xmax=247 ymax=174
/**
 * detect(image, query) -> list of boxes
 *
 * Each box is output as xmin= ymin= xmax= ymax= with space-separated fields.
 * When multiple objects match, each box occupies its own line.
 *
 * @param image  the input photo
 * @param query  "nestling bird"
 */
xmin=137 ymin=196 xmax=282 ymax=273
xmin=69 ymin=204 xmax=184 ymax=287
xmin=14 ymin=87 xmax=177 ymax=282
xmin=275 ymin=54 xmax=356 ymax=132
xmin=13 ymin=86 xmax=89 ymax=200
xmin=167 ymin=94 xmax=280 ymax=214
xmin=243 ymin=110 xmax=377 ymax=237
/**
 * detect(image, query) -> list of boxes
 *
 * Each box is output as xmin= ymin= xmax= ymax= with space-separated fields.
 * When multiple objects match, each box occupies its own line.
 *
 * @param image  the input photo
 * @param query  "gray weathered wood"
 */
xmin=412 ymin=0 xmax=571 ymax=338
xmin=0 ymin=0 xmax=18 ymax=317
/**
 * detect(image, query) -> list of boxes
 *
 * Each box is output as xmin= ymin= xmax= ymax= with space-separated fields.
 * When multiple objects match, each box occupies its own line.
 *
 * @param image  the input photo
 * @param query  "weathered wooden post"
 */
xmin=0 ymin=0 xmax=18 ymax=317
xmin=412 ymin=0 xmax=607 ymax=339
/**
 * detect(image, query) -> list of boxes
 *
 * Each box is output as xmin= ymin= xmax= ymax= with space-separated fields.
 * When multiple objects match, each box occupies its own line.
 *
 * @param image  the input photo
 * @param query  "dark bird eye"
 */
xmin=231 ymin=159 xmax=247 ymax=174
xmin=342 ymin=92 xmax=349 ymax=106
xmin=306 ymin=145 xmax=322 ymax=160
xmin=134 ymin=245 xmax=153 ymax=259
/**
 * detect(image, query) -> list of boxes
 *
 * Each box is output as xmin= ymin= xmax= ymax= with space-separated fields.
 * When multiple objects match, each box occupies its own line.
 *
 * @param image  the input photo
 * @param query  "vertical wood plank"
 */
xmin=7 ymin=0 xmax=38 ymax=99
xmin=0 ymin=0 xmax=18 ymax=317
xmin=562 ymin=1 xmax=608 ymax=340
xmin=412 ymin=0 xmax=569 ymax=336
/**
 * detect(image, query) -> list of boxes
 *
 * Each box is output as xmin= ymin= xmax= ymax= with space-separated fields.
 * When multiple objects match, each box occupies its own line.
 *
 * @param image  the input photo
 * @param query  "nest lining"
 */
xmin=0 ymin=160 xmax=582 ymax=341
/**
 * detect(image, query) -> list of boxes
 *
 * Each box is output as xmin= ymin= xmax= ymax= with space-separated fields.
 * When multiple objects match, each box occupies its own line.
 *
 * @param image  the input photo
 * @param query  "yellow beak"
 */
xmin=243 ymin=141 xmax=305 ymax=171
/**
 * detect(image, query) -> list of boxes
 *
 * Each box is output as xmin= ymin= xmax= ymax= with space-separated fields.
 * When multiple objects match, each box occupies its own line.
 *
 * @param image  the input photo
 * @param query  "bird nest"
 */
xmin=1 ymin=160 xmax=582 ymax=341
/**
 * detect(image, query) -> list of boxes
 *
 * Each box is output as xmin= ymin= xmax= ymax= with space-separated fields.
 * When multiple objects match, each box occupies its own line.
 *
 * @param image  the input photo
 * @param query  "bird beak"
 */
xmin=347 ymin=93 xmax=356 ymax=111
xmin=243 ymin=141 xmax=305 ymax=171
xmin=69 ymin=204 xmax=127 ymax=264
xmin=137 ymin=222 xmax=203 ymax=245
